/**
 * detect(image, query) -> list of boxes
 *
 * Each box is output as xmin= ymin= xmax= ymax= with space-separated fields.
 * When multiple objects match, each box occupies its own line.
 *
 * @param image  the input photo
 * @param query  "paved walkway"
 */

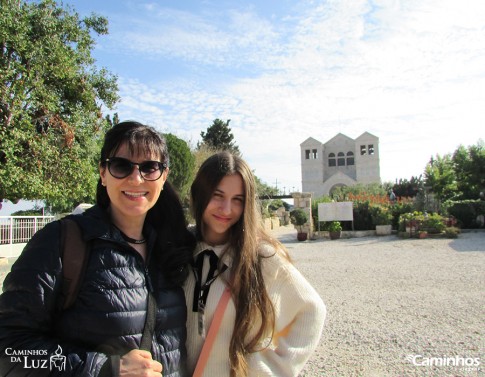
xmin=272 ymin=227 xmax=485 ymax=377
xmin=2 ymin=226 xmax=484 ymax=377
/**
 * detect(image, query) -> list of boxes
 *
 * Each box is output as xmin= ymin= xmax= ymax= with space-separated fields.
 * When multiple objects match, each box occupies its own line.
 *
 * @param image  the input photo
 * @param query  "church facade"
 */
xmin=300 ymin=132 xmax=380 ymax=198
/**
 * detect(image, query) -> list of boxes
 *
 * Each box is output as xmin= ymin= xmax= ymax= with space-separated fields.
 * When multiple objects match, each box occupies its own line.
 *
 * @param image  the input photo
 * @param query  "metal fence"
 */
xmin=0 ymin=216 xmax=56 ymax=245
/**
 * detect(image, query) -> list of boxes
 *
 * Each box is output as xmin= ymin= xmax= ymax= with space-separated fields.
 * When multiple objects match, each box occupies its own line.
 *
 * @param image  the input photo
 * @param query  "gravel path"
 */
xmin=1 ymin=228 xmax=484 ymax=377
xmin=270 ymin=226 xmax=485 ymax=377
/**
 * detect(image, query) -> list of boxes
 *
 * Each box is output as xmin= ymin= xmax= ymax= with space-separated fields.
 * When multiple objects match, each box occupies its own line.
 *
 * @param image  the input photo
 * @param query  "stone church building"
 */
xmin=300 ymin=132 xmax=380 ymax=198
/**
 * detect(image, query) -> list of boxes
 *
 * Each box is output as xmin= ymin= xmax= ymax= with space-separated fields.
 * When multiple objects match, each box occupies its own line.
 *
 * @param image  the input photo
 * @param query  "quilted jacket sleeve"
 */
xmin=0 ymin=221 xmax=110 ymax=376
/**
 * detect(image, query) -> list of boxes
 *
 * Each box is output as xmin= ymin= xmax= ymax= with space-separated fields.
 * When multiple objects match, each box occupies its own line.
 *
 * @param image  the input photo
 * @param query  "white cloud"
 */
xmin=108 ymin=3 xmax=281 ymax=69
xmin=107 ymin=0 xmax=485 ymax=191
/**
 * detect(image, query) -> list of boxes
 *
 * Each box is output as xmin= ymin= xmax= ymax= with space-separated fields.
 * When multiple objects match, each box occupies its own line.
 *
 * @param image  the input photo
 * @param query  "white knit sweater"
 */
xmin=183 ymin=241 xmax=326 ymax=376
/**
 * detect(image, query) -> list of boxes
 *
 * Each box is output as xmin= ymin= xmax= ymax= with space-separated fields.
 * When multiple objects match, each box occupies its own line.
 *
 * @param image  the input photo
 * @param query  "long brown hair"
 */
xmin=191 ymin=151 xmax=290 ymax=376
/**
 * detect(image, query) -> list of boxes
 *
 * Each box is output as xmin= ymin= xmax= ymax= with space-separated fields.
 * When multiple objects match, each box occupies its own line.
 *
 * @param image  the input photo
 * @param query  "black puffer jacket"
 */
xmin=0 ymin=206 xmax=187 ymax=376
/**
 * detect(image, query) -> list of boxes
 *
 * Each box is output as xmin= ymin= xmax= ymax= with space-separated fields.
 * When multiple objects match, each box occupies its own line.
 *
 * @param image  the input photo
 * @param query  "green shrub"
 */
xmin=390 ymin=201 xmax=415 ymax=230
xmin=398 ymin=231 xmax=411 ymax=239
xmin=421 ymin=213 xmax=446 ymax=233
xmin=399 ymin=211 xmax=423 ymax=231
xmin=326 ymin=221 xmax=342 ymax=232
xmin=352 ymin=201 xmax=373 ymax=230
xmin=311 ymin=196 xmax=333 ymax=231
xmin=11 ymin=209 xmax=44 ymax=216
xmin=370 ymin=205 xmax=393 ymax=226
xmin=261 ymin=206 xmax=271 ymax=219
xmin=444 ymin=200 xmax=485 ymax=229
xmin=290 ymin=209 xmax=308 ymax=233
xmin=268 ymin=199 xmax=289 ymax=212
xmin=399 ymin=212 xmax=447 ymax=233
xmin=444 ymin=227 xmax=460 ymax=238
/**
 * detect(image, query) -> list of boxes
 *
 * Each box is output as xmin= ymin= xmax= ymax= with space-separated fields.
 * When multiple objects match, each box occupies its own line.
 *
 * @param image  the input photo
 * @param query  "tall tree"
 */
xmin=424 ymin=154 xmax=458 ymax=202
xmin=198 ymin=118 xmax=240 ymax=155
xmin=255 ymin=175 xmax=278 ymax=198
xmin=0 ymin=0 xmax=119 ymax=212
xmin=392 ymin=176 xmax=423 ymax=198
xmin=164 ymin=133 xmax=195 ymax=204
xmin=452 ymin=140 xmax=485 ymax=200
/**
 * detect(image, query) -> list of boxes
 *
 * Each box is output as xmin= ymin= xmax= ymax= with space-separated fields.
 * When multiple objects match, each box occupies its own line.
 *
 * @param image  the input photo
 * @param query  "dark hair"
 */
xmin=97 ymin=121 xmax=169 ymax=207
xmin=97 ymin=121 xmax=194 ymax=284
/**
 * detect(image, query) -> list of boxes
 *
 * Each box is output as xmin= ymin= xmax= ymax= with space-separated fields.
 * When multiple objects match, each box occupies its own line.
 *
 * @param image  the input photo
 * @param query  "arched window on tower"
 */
xmin=328 ymin=153 xmax=336 ymax=167
xmin=347 ymin=151 xmax=354 ymax=165
xmin=337 ymin=152 xmax=345 ymax=166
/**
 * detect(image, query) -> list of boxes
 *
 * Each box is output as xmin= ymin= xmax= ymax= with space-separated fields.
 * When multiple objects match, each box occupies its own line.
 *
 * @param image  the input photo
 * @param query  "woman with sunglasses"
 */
xmin=185 ymin=151 xmax=325 ymax=377
xmin=0 ymin=121 xmax=194 ymax=376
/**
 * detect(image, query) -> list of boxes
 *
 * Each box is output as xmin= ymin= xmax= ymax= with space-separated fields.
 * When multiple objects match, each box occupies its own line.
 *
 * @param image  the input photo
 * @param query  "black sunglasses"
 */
xmin=105 ymin=157 xmax=167 ymax=181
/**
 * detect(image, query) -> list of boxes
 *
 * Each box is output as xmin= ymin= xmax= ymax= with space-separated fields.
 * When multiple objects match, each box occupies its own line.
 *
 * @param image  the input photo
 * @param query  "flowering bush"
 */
xmin=347 ymin=193 xmax=391 ymax=205
xmin=313 ymin=190 xmax=415 ymax=231
xmin=399 ymin=212 xmax=446 ymax=233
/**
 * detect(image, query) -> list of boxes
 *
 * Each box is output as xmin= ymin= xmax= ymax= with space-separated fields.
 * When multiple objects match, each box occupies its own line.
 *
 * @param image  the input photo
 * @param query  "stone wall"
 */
xmin=292 ymin=192 xmax=313 ymax=237
xmin=264 ymin=217 xmax=282 ymax=231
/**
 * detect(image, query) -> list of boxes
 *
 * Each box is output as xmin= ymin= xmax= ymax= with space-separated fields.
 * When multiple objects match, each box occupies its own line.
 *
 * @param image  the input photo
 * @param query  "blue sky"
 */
xmin=3 ymin=0 xmax=485 ymax=215
xmin=68 ymin=0 xmax=485 ymax=191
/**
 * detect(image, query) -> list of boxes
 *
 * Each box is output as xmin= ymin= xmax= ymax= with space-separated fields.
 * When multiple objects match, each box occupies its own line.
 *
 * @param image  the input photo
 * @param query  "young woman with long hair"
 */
xmin=185 ymin=151 xmax=325 ymax=376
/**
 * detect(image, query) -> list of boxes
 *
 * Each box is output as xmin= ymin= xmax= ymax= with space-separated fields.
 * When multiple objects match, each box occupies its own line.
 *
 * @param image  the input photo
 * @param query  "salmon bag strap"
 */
xmin=193 ymin=287 xmax=231 ymax=377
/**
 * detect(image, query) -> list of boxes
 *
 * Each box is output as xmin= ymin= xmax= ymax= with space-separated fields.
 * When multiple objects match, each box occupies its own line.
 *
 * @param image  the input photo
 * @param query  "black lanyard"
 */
xmin=192 ymin=249 xmax=228 ymax=337
xmin=192 ymin=250 xmax=228 ymax=311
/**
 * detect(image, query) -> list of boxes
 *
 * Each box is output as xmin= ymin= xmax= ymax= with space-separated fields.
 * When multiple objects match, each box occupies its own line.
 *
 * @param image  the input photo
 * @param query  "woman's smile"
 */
xmin=123 ymin=190 xmax=148 ymax=200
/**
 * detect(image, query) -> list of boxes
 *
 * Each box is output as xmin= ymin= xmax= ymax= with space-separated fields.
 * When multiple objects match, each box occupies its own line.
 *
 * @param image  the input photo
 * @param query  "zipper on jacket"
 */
xmin=145 ymin=266 xmax=154 ymax=293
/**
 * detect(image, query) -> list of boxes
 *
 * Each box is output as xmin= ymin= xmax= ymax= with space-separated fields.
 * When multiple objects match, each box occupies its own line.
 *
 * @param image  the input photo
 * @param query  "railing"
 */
xmin=0 ymin=216 xmax=56 ymax=245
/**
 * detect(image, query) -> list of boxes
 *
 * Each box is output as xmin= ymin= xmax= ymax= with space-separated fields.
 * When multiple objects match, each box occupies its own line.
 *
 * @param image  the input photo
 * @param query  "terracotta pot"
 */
xmin=418 ymin=232 xmax=428 ymax=239
xmin=297 ymin=232 xmax=308 ymax=241
xmin=329 ymin=231 xmax=341 ymax=240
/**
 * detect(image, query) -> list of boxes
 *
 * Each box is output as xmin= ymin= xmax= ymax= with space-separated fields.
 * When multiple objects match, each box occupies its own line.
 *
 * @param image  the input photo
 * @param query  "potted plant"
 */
xmin=371 ymin=206 xmax=393 ymax=235
xmin=399 ymin=211 xmax=424 ymax=236
xmin=327 ymin=221 xmax=342 ymax=240
xmin=290 ymin=209 xmax=308 ymax=241
xmin=418 ymin=230 xmax=428 ymax=239
xmin=421 ymin=213 xmax=446 ymax=234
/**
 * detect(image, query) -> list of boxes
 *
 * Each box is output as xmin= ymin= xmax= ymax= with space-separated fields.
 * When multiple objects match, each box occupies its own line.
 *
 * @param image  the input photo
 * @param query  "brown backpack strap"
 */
xmin=60 ymin=218 xmax=90 ymax=310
